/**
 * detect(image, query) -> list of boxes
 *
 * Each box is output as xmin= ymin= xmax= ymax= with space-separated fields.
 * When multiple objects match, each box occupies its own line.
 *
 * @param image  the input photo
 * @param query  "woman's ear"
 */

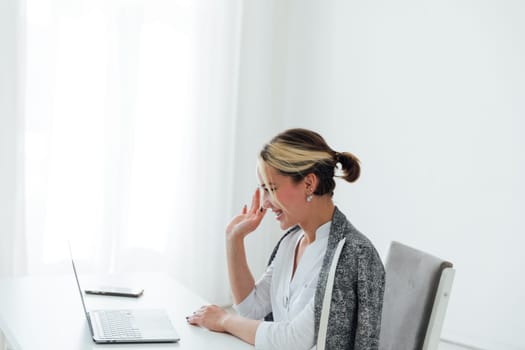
xmin=304 ymin=173 xmax=319 ymax=193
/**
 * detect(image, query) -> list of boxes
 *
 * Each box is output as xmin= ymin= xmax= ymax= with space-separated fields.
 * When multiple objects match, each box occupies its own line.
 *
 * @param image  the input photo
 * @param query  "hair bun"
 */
xmin=337 ymin=151 xmax=360 ymax=183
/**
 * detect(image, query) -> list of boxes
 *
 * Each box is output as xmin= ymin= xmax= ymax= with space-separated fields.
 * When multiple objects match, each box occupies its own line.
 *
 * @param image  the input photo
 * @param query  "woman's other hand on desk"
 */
xmin=186 ymin=305 xmax=230 ymax=332
xmin=187 ymin=305 xmax=260 ymax=345
xmin=226 ymin=188 xmax=267 ymax=241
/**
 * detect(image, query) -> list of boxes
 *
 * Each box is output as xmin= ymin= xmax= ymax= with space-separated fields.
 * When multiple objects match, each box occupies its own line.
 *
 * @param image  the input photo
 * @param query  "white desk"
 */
xmin=0 ymin=272 xmax=253 ymax=350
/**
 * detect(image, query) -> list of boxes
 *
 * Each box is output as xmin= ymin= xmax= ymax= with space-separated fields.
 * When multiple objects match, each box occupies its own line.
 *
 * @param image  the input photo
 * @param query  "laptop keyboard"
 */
xmin=97 ymin=310 xmax=142 ymax=339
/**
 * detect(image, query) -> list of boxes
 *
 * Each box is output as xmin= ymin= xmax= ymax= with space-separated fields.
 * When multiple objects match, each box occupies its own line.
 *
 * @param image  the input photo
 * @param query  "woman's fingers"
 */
xmin=186 ymin=314 xmax=197 ymax=324
xmin=186 ymin=306 xmax=205 ymax=324
xmin=226 ymin=189 xmax=267 ymax=238
xmin=249 ymin=188 xmax=260 ymax=214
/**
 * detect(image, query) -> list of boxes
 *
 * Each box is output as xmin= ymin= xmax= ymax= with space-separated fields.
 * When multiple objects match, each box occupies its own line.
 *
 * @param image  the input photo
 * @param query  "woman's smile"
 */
xmin=273 ymin=209 xmax=284 ymax=221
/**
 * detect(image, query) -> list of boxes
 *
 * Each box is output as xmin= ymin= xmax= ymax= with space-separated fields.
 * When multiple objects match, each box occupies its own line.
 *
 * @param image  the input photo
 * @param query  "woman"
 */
xmin=187 ymin=128 xmax=385 ymax=349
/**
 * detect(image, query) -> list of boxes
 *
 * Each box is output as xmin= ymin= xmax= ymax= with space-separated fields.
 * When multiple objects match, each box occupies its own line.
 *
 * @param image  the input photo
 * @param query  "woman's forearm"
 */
xmin=222 ymin=313 xmax=261 ymax=345
xmin=226 ymin=236 xmax=255 ymax=304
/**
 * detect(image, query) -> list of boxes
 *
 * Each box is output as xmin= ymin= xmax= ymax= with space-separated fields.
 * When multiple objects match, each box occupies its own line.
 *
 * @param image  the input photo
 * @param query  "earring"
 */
xmin=306 ymin=194 xmax=313 ymax=202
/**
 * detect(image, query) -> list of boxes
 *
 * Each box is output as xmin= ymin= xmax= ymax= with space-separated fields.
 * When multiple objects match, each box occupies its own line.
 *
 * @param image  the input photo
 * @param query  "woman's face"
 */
xmin=257 ymin=164 xmax=308 ymax=230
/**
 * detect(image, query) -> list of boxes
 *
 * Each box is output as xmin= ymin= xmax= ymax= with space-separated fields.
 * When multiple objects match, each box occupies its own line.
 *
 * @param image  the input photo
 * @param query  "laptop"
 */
xmin=69 ymin=249 xmax=180 ymax=344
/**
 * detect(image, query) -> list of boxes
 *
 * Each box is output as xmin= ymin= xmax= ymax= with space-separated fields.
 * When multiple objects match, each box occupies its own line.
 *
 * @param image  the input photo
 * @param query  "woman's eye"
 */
xmin=261 ymin=186 xmax=277 ymax=193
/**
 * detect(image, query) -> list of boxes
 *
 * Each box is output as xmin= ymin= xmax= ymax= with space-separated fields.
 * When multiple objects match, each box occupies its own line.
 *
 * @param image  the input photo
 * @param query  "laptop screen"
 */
xmin=68 ymin=243 xmax=95 ymax=336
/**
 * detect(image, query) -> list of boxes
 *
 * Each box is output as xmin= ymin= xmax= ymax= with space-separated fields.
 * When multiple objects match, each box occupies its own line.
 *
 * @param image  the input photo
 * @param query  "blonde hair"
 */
xmin=259 ymin=128 xmax=360 ymax=198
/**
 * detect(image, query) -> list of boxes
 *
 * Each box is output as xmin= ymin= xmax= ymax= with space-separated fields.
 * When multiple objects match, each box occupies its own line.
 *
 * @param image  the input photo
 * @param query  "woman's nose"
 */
xmin=262 ymin=191 xmax=272 ymax=209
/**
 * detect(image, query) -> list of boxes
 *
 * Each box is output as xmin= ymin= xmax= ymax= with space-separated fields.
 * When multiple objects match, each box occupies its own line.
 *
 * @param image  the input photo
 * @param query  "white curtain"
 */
xmin=1 ymin=0 xmax=24 ymax=348
xmin=1 ymin=0 xmax=243 ymax=310
xmin=0 ymin=0 xmax=26 ymax=279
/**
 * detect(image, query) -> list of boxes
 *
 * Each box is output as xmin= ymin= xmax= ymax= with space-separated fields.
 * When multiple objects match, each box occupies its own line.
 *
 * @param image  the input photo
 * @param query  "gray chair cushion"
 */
xmin=379 ymin=241 xmax=453 ymax=350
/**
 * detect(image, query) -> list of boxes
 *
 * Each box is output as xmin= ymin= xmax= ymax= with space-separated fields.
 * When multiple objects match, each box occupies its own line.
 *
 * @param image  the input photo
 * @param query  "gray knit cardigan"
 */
xmin=266 ymin=207 xmax=385 ymax=350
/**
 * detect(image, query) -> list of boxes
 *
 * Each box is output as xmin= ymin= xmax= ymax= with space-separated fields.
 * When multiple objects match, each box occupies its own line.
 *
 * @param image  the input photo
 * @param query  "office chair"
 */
xmin=379 ymin=241 xmax=455 ymax=350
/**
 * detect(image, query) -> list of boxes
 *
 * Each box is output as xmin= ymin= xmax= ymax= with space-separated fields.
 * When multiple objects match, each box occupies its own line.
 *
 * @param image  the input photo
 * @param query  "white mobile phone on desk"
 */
xmin=84 ymin=286 xmax=144 ymax=297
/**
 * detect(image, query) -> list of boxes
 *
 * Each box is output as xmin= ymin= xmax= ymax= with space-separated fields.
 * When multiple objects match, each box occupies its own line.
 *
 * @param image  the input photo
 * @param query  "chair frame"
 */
xmin=423 ymin=267 xmax=455 ymax=350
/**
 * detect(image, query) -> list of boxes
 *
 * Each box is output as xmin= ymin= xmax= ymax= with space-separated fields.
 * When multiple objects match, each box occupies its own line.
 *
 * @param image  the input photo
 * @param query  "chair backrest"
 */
xmin=379 ymin=241 xmax=455 ymax=350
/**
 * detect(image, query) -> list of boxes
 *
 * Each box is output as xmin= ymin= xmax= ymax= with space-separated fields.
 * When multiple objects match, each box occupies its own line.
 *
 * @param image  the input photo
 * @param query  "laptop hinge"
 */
xmin=86 ymin=311 xmax=96 ymax=337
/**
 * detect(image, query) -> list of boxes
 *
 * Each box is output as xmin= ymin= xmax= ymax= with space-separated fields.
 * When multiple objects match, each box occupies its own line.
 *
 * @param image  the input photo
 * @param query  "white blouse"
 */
xmin=234 ymin=221 xmax=331 ymax=350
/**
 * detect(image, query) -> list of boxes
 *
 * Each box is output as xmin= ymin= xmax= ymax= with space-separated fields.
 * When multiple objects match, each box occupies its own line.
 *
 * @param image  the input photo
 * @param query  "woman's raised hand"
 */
xmin=226 ymin=188 xmax=267 ymax=241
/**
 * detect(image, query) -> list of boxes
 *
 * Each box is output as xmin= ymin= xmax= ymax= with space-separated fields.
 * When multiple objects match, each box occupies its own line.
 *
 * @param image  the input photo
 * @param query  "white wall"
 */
xmin=0 ymin=0 xmax=26 ymax=277
xmin=244 ymin=1 xmax=525 ymax=349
